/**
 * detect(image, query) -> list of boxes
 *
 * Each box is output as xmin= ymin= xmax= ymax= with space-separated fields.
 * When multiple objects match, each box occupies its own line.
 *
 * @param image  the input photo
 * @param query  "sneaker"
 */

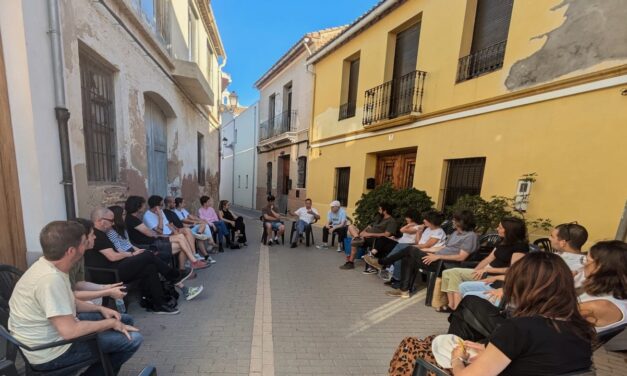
xmin=267 ymin=240 xmax=273 ymax=246
xmin=384 ymin=278 xmax=399 ymax=286
xmin=191 ymin=260 xmax=210 ymax=270
xmin=193 ymin=233 xmax=209 ymax=241
xmin=316 ymin=243 xmax=329 ymax=249
xmin=174 ymin=268 xmax=194 ymax=284
xmin=273 ymin=236 xmax=279 ymax=242
xmin=339 ymin=261 xmax=354 ymax=270
xmin=363 ymin=255 xmax=383 ymax=270
xmin=362 ymin=267 xmax=377 ymax=275
xmin=151 ymin=305 xmax=180 ymax=314
xmin=386 ymin=290 xmax=410 ymax=298
xmin=183 ymin=285 xmax=204 ymax=301
xmin=193 ymin=253 xmax=203 ymax=260
xmin=336 ymin=246 xmax=342 ymax=253
xmin=290 ymin=243 xmax=297 ymax=248
xmin=379 ymin=269 xmax=392 ymax=282
xmin=206 ymin=256 xmax=217 ymax=264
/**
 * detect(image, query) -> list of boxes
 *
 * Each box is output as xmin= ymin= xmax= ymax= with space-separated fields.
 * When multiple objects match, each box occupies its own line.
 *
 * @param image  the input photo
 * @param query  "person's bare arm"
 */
xmin=416 ymin=237 xmax=441 ymax=249
xmin=400 ymin=224 xmax=418 ymax=234
xmin=451 ymin=343 xmax=511 ymax=376
xmin=580 ymin=300 xmax=623 ymax=329
xmin=74 ymin=282 xmax=126 ymax=301
xmin=422 ymin=250 xmax=470 ymax=264
xmin=49 ymin=315 xmax=117 ymax=340
xmin=99 ymin=248 xmax=131 ymax=262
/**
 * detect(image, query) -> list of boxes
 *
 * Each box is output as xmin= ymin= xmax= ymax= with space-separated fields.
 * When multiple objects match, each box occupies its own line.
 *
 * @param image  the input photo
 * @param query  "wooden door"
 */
xmin=145 ymin=98 xmax=168 ymax=196
xmin=375 ymin=152 xmax=416 ymax=189
xmin=0 ymin=32 xmax=27 ymax=268
xmin=277 ymin=155 xmax=290 ymax=213
xmin=335 ymin=168 xmax=350 ymax=207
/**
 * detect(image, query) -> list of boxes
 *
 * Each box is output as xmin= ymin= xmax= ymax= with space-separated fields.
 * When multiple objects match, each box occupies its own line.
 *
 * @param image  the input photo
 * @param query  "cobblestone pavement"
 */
xmin=119 ymin=214 xmax=623 ymax=375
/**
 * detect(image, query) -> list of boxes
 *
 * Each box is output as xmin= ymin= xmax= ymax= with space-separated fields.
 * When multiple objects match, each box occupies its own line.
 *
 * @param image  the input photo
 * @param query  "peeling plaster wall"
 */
xmin=506 ymin=0 xmax=627 ymax=90
xmin=59 ymin=0 xmax=221 ymax=218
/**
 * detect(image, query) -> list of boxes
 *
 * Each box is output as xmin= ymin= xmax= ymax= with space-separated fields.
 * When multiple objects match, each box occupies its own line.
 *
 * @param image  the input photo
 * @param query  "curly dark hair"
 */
xmin=124 ymin=195 xmax=145 ymax=215
xmin=583 ymin=240 xmax=627 ymax=300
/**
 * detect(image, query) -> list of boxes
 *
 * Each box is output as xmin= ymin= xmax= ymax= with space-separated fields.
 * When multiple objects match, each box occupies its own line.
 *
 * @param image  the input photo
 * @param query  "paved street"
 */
xmin=119 ymin=214 xmax=622 ymax=375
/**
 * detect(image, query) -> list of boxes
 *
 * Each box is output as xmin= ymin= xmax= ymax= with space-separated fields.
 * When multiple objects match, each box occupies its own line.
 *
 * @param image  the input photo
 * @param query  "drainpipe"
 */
xmin=251 ymin=104 xmax=257 ymax=209
xmin=47 ymin=0 xmax=76 ymax=219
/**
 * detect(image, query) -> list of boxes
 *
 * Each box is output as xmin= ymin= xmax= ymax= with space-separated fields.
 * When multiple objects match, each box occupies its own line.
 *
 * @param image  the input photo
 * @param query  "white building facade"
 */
xmin=0 ymin=0 xmax=226 ymax=266
xmin=220 ymin=102 xmax=259 ymax=210
xmin=254 ymin=27 xmax=345 ymax=213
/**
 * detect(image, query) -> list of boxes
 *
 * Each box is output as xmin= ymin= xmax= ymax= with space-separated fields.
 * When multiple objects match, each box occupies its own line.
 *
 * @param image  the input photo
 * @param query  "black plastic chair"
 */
xmin=597 ymin=322 xmax=627 ymax=351
xmin=289 ymin=220 xmax=317 ymax=247
xmin=533 ymin=237 xmax=554 ymax=253
xmin=0 ymin=323 xmax=114 ymax=376
xmin=260 ymin=216 xmax=285 ymax=245
xmin=412 ymin=358 xmax=448 ymax=376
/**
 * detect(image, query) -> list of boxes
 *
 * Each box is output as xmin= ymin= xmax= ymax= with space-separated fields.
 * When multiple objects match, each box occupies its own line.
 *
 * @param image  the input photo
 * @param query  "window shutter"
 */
xmin=471 ymin=0 xmax=514 ymax=52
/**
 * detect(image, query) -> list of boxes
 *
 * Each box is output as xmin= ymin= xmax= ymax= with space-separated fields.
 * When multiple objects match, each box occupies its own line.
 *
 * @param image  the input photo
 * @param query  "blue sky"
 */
xmin=212 ymin=0 xmax=378 ymax=106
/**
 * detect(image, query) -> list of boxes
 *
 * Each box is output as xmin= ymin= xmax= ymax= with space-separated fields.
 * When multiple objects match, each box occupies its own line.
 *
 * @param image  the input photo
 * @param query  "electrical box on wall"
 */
xmin=515 ymin=179 xmax=532 ymax=211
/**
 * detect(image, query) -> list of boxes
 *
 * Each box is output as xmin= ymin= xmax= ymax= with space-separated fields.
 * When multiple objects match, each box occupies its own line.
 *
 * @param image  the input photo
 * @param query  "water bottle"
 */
xmin=115 ymin=298 xmax=126 ymax=313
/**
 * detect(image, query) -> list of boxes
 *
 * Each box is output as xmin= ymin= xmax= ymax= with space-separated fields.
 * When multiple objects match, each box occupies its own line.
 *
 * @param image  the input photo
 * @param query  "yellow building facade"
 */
xmin=307 ymin=0 xmax=627 ymax=243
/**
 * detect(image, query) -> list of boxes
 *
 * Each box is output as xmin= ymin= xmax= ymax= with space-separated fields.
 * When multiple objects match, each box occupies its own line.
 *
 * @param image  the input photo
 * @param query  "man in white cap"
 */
xmin=316 ymin=200 xmax=348 ymax=252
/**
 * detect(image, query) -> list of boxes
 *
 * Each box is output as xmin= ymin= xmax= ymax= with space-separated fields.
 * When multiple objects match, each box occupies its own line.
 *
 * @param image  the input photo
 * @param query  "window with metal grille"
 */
xmin=297 ymin=156 xmax=307 ymax=188
xmin=266 ymin=162 xmax=272 ymax=195
xmin=335 ymin=167 xmax=350 ymax=207
xmin=80 ymin=51 xmax=117 ymax=182
xmin=442 ymin=157 xmax=486 ymax=208
xmin=197 ymin=132 xmax=205 ymax=185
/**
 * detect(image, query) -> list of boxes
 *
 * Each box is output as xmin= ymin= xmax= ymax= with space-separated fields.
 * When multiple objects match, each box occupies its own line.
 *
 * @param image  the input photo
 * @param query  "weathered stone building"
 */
xmin=0 ymin=0 xmax=225 ymax=265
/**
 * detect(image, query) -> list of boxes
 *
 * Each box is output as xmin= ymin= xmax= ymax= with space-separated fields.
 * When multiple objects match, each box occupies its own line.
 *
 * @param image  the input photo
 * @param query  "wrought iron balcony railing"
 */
xmin=456 ymin=40 xmax=507 ymax=82
xmin=259 ymin=110 xmax=298 ymax=141
xmin=362 ymin=70 xmax=427 ymax=126
xmin=338 ymin=101 xmax=357 ymax=120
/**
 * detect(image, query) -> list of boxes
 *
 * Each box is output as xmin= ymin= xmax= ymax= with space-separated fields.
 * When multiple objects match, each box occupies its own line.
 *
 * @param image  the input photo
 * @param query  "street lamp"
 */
xmin=228 ymin=91 xmax=238 ymax=111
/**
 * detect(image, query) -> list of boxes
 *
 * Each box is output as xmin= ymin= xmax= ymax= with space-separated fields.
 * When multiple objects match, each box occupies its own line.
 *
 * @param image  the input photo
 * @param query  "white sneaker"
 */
xmin=183 ymin=285 xmax=204 ymax=301
xmin=336 ymin=246 xmax=342 ymax=253
xmin=273 ymin=236 xmax=279 ymax=242
xmin=194 ymin=253 xmax=203 ymax=260
xmin=316 ymin=244 xmax=329 ymax=249
xmin=206 ymin=256 xmax=217 ymax=264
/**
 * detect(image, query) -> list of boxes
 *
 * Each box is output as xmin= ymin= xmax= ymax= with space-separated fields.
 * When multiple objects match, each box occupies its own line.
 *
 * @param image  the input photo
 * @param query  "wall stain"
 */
xmin=506 ymin=0 xmax=627 ymax=90
xmin=129 ymin=90 xmax=148 ymax=175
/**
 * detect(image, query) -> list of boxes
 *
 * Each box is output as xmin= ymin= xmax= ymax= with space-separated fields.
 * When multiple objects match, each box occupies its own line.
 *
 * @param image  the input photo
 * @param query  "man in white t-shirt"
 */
xmin=9 ymin=221 xmax=142 ymax=373
xmin=288 ymin=198 xmax=320 ymax=248
xmin=550 ymin=222 xmax=589 ymax=284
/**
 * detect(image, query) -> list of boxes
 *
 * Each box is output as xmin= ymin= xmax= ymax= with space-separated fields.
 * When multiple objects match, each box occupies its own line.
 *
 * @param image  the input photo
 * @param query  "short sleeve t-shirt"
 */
xmin=489 ymin=316 xmax=592 ymax=376
xmin=125 ymin=214 xmax=155 ymax=245
xmin=294 ymin=207 xmax=319 ymax=224
xmin=437 ymin=231 xmax=478 ymax=255
xmin=84 ymin=229 xmax=118 ymax=269
xmin=143 ymin=210 xmax=172 ymax=235
xmin=397 ymin=224 xmax=420 ymax=244
xmin=327 ymin=208 xmax=347 ymax=226
xmin=68 ymin=259 xmax=85 ymax=288
xmin=198 ymin=207 xmax=219 ymax=223
xmin=262 ymin=205 xmax=280 ymax=221
xmin=9 ymin=257 xmax=76 ymax=364
xmin=418 ymin=227 xmax=446 ymax=247
xmin=174 ymin=208 xmax=190 ymax=220
xmin=370 ymin=216 xmax=398 ymax=235
xmin=490 ymin=242 xmax=530 ymax=268
xmin=164 ymin=209 xmax=184 ymax=229
xmin=559 ymin=252 xmax=584 ymax=272
xmin=106 ymin=229 xmax=134 ymax=253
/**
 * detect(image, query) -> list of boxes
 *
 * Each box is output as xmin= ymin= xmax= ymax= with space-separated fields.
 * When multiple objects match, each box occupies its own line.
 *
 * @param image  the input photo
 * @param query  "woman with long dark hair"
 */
xmin=438 ymin=217 xmax=529 ymax=311
xmin=218 ymin=200 xmax=247 ymax=246
xmin=579 ymin=240 xmax=627 ymax=332
xmin=389 ymin=252 xmax=594 ymax=376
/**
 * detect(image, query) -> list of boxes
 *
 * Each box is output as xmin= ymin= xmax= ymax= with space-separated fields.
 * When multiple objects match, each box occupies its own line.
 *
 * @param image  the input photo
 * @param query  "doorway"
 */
xmin=390 ymin=22 xmax=421 ymax=118
xmin=276 ymin=155 xmax=290 ymax=213
xmin=0 ymin=33 xmax=26 ymax=268
xmin=145 ymin=98 xmax=168 ymax=196
xmin=375 ymin=151 xmax=416 ymax=189
xmin=335 ymin=167 xmax=351 ymax=207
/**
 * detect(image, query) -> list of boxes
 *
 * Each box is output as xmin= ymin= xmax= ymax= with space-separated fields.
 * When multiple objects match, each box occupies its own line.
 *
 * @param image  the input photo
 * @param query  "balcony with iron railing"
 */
xmin=362 ymin=70 xmax=427 ymax=126
xmin=259 ymin=110 xmax=298 ymax=142
xmin=456 ymin=40 xmax=507 ymax=82
xmin=338 ymin=101 xmax=357 ymax=121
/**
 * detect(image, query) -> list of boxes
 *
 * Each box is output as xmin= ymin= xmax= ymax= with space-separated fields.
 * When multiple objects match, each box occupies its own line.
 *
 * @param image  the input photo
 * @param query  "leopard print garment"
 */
xmin=388 ymin=335 xmax=452 ymax=376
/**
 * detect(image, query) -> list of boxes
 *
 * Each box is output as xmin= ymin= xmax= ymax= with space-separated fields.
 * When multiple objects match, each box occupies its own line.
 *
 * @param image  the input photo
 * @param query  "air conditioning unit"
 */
xmin=514 ymin=179 xmax=532 ymax=212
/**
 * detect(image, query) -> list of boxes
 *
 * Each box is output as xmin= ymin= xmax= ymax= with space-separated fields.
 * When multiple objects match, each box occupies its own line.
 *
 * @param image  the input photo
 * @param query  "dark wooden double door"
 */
xmin=375 ymin=152 xmax=416 ymax=189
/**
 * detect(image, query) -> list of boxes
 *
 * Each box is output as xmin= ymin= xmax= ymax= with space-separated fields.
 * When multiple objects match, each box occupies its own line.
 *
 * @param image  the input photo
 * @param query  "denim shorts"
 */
xmin=268 ymin=221 xmax=283 ymax=231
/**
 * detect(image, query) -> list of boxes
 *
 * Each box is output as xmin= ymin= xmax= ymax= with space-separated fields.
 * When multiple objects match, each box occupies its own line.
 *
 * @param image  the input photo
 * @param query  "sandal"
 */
xmin=435 ymin=305 xmax=453 ymax=313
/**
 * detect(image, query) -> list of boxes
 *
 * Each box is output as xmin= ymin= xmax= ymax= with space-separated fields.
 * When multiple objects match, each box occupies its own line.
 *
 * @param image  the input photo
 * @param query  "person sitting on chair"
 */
xmin=163 ymin=197 xmax=216 ymax=262
xmin=218 ymin=200 xmax=247 ymax=247
xmin=262 ymin=195 xmax=285 ymax=246
xmin=173 ymin=197 xmax=212 ymax=239
xmin=198 ymin=196 xmax=231 ymax=251
xmin=288 ymin=198 xmax=320 ymax=248
xmin=316 ymin=200 xmax=348 ymax=252
xmin=339 ymin=202 xmax=398 ymax=270
xmin=8 ymin=220 xmax=143 ymax=374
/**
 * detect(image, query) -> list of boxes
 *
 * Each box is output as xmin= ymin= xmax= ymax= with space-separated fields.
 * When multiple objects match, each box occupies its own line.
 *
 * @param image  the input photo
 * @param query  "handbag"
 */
xmin=431 ymin=277 xmax=449 ymax=309
xmin=447 ymin=295 xmax=506 ymax=342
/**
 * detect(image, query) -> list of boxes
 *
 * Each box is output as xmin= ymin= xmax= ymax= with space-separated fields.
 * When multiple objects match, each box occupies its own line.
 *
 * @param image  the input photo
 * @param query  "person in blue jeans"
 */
xmin=9 ymin=221 xmax=143 ymax=375
xmin=288 ymin=198 xmax=320 ymax=248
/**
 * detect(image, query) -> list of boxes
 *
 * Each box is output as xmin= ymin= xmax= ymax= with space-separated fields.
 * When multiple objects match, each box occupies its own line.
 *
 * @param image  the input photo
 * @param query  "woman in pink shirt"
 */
xmin=198 ymin=196 xmax=230 ymax=251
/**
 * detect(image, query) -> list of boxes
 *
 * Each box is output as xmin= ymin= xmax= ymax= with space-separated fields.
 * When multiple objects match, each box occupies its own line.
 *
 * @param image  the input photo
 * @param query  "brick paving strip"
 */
xmin=249 ymin=243 xmax=275 ymax=376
